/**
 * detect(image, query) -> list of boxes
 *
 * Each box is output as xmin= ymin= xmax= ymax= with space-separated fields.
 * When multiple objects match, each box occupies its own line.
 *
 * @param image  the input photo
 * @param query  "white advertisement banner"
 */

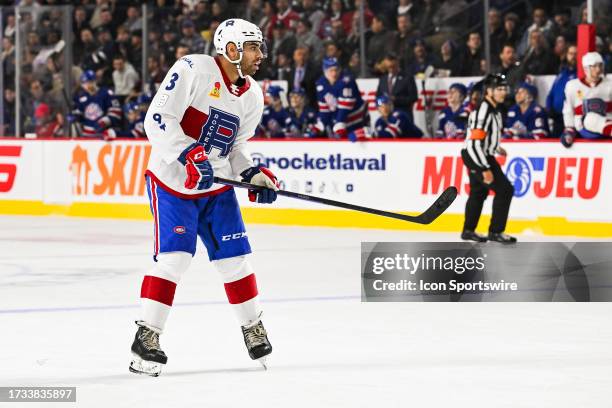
xmin=0 ymin=140 xmax=610 ymax=224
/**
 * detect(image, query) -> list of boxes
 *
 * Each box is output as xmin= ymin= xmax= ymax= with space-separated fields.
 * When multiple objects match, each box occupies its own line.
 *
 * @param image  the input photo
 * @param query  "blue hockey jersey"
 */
xmin=259 ymin=106 xmax=290 ymax=138
xmin=316 ymin=71 xmax=367 ymax=136
xmin=504 ymin=102 xmax=550 ymax=139
xmin=436 ymin=104 xmax=469 ymax=139
xmin=374 ymin=110 xmax=423 ymax=138
xmin=73 ymin=87 xmax=122 ymax=137
xmin=286 ymin=107 xmax=318 ymax=137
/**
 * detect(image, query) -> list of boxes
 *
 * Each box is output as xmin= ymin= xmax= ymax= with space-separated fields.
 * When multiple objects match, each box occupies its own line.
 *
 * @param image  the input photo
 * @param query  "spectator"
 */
xmin=459 ymin=31 xmax=483 ymax=76
xmin=2 ymin=37 xmax=16 ymax=85
xmin=553 ymin=35 xmax=568 ymax=69
xmin=324 ymin=0 xmax=350 ymax=36
xmin=146 ymin=55 xmax=166 ymax=94
xmin=128 ymin=30 xmax=143 ymax=71
xmin=175 ymin=45 xmax=190 ymax=60
xmin=546 ymin=44 xmax=577 ymax=138
xmin=24 ymin=79 xmax=58 ymax=134
xmin=345 ymin=11 xmax=371 ymax=66
xmin=275 ymin=53 xmax=293 ymax=80
xmin=504 ymin=82 xmax=550 ymax=139
xmin=211 ymin=0 xmax=232 ymax=23
xmin=4 ymin=14 xmax=16 ymax=39
xmin=491 ymin=44 xmax=524 ymax=102
xmin=243 ymin=0 xmax=264 ymax=28
xmin=488 ymin=8 xmax=505 ymax=59
xmin=323 ymin=41 xmax=346 ymax=68
xmin=373 ymin=94 xmax=422 ymax=138
xmin=2 ymin=87 xmax=16 ymax=136
xmin=366 ymin=15 xmax=393 ymax=74
xmin=433 ymin=39 xmax=461 ymax=77
xmin=179 ymin=19 xmax=206 ymax=55
xmin=550 ymin=7 xmax=575 ymax=43
xmin=271 ymin=0 xmax=301 ymax=32
xmin=436 ymin=83 xmax=469 ymax=139
xmin=286 ymin=88 xmax=318 ymax=137
xmin=416 ymin=0 xmax=438 ymax=38
xmin=259 ymin=1 xmax=277 ymax=41
xmin=72 ymin=7 xmax=90 ymax=44
xmin=192 ymin=1 xmax=212 ymax=32
xmin=270 ymin=20 xmax=297 ymax=67
xmin=521 ymin=30 xmax=557 ymax=75
xmin=406 ymin=39 xmax=434 ymax=77
xmin=124 ymin=6 xmax=143 ymax=33
xmin=376 ymin=53 xmax=418 ymax=119
xmin=391 ymin=13 xmax=419 ymax=72
xmin=289 ymin=46 xmax=321 ymax=110
xmin=499 ymin=12 xmax=521 ymax=49
xmin=112 ymin=55 xmax=139 ymax=104
xmin=299 ymin=0 xmax=326 ymax=37
xmin=260 ymin=86 xmax=290 ymax=138
xmin=160 ymin=25 xmax=179 ymax=68
xmin=97 ymin=7 xmax=118 ymax=37
xmin=517 ymin=7 xmax=554 ymax=57
xmin=34 ymin=103 xmax=63 ymax=138
xmin=295 ymin=19 xmax=322 ymax=59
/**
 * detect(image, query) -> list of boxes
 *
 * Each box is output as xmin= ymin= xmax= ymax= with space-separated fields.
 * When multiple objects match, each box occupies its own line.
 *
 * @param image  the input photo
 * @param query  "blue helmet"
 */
xmin=449 ymin=83 xmax=467 ymax=96
xmin=124 ymin=101 xmax=139 ymax=114
xmin=322 ymin=57 xmax=340 ymax=71
xmin=376 ymin=94 xmax=391 ymax=107
xmin=290 ymin=87 xmax=306 ymax=96
xmin=137 ymin=92 xmax=152 ymax=105
xmin=267 ymin=85 xmax=283 ymax=99
xmin=517 ymin=82 xmax=538 ymax=98
xmin=80 ymin=69 xmax=96 ymax=83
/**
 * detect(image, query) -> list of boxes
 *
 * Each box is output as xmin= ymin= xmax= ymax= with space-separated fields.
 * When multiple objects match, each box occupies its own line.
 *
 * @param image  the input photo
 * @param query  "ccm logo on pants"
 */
xmin=222 ymin=232 xmax=247 ymax=241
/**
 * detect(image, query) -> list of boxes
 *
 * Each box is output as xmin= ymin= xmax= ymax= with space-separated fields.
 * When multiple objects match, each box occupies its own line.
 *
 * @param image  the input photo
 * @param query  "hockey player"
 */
xmin=259 ymin=85 xmax=290 ymax=138
xmin=315 ymin=57 xmax=368 ymax=139
xmin=129 ymin=18 xmax=276 ymax=376
xmin=561 ymin=51 xmax=612 ymax=147
xmin=286 ymin=87 xmax=318 ymax=137
xmin=504 ymin=82 xmax=550 ymax=139
xmin=373 ymin=94 xmax=423 ymax=138
xmin=119 ymin=101 xmax=145 ymax=138
xmin=71 ymin=70 xmax=122 ymax=138
xmin=436 ymin=83 xmax=469 ymax=139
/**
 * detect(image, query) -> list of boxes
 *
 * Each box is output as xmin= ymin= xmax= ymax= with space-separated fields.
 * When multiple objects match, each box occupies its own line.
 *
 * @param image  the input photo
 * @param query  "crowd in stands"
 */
xmin=1 ymin=0 xmax=610 ymax=139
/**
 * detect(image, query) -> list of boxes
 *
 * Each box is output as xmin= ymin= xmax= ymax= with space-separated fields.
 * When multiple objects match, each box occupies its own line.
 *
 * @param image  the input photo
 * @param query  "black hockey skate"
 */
xmin=241 ymin=319 xmax=272 ymax=369
xmin=488 ymin=232 xmax=517 ymax=244
xmin=461 ymin=230 xmax=488 ymax=242
xmin=129 ymin=322 xmax=167 ymax=377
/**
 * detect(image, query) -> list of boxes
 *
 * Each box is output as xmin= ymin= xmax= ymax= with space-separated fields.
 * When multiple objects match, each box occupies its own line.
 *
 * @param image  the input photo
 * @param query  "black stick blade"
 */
xmin=414 ymin=186 xmax=458 ymax=224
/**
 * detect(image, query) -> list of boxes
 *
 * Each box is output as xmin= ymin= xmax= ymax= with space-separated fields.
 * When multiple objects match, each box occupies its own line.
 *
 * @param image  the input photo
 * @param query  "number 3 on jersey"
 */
xmin=199 ymin=107 xmax=240 ymax=158
xmin=165 ymin=73 xmax=179 ymax=91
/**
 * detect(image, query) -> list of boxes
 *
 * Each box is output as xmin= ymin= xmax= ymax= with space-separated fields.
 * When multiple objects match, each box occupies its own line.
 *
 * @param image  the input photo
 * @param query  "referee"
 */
xmin=461 ymin=73 xmax=516 ymax=243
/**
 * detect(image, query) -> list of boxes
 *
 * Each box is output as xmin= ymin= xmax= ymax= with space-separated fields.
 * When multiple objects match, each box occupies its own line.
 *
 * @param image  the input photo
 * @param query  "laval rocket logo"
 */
xmin=505 ymin=157 xmax=531 ymax=197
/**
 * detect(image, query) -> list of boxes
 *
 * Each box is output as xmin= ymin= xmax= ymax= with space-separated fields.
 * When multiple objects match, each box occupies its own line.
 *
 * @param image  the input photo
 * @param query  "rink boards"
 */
xmin=0 ymin=139 xmax=611 ymax=237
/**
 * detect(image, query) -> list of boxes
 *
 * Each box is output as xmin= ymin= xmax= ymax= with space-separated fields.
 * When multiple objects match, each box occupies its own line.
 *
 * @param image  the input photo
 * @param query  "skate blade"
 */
xmin=129 ymin=354 xmax=163 ymax=377
xmin=257 ymin=356 xmax=268 ymax=370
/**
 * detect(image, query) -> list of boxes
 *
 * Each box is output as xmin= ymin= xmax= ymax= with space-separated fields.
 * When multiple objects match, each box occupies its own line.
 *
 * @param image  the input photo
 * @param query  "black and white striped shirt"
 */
xmin=463 ymin=98 xmax=503 ymax=169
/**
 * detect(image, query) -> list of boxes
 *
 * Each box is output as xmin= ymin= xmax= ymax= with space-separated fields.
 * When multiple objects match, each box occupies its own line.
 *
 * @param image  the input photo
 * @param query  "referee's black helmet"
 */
xmin=483 ymin=73 xmax=509 ymax=89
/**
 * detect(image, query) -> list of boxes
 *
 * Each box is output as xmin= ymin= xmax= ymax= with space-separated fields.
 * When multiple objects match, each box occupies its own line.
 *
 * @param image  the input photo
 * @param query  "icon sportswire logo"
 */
xmin=251 ymin=152 xmax=386 ymax=171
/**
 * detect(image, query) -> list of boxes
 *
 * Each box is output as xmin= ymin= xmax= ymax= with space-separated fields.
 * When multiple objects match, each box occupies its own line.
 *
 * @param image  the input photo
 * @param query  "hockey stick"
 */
xmin=213 ymin=177 xmax=458 ymax=225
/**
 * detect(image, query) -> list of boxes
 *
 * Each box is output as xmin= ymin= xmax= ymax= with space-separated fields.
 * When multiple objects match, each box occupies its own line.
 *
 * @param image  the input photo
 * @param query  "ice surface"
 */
xmin=0 ymin=216 xmax=610 ymax=408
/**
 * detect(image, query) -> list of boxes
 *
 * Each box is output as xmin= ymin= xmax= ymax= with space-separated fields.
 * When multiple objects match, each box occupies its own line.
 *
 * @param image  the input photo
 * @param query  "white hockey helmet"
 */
xmin=582 ymin=51 xmax=604 ymax=69
xmin=214 ymin=18 xmax=265 ymax=77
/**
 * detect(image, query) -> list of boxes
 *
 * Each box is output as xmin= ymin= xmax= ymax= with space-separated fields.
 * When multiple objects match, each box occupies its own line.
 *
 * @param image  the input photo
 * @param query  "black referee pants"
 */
xmin=461 ymin=149 xmax=514 ymax=234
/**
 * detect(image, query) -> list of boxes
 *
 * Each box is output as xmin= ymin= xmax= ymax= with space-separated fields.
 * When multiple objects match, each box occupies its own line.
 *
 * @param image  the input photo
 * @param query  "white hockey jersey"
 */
xmin=144 ymin=54 xmax=264 ymax=197
xmin=563 ymin=76 xmax=612 ymax=134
